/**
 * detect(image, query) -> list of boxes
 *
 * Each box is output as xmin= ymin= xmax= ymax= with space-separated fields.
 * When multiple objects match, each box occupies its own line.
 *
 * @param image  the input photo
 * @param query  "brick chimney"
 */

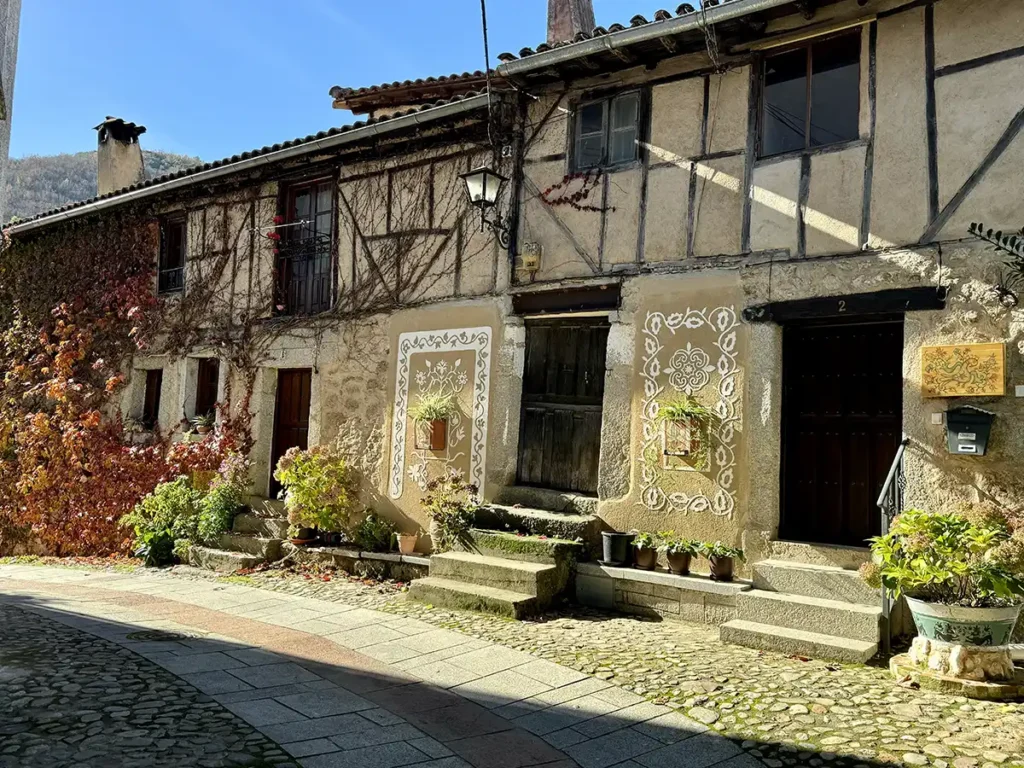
xmin=547 ymin=0 xmax=596 ymax=44
xmin=95 ymin=116 xmax=146 ymax=196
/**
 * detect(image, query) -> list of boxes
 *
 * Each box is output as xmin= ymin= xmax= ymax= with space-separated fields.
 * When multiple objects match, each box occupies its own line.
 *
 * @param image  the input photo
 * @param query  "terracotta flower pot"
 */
xmin=415 ymin=419 xmax=448 ymax=451
xmin=666 ymin=551 xmax=692 ymax=575
xmin=196 ymin=425 xmax=212 ymax=435
xmin=708 ymin=556 xmax=734 ymax=582
xmin=397 ymin=533 xmax=418 ymax=555
xmin=634 ymin=545 xmax=658 ymax=571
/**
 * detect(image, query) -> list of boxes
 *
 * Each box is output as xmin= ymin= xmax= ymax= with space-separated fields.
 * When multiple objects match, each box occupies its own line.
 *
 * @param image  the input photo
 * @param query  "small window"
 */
xmin=573 ymin=92 xmax=641 ymax=171
xmin=759 ymin=33 xmax=861 ymax=158
xmin=195 ymin=359 xmax=220 ymax=419
xmin=158 ymin=217 xmax=186 ymax=294
xmin=142 ymin=369 xmax=163 ymax=429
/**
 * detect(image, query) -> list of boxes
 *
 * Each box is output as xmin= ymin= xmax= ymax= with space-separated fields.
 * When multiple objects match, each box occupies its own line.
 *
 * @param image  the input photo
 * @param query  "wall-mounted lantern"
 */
xmin=945 ymin=405 xmax=995 ymax=456
xmin=460 ymin=165 xmax=511 ymax=248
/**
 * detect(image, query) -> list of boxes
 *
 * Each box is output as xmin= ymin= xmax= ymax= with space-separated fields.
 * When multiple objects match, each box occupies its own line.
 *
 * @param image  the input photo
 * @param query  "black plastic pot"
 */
xmin=601 ymin=531 xmax=636 ymax=566
xmin=709 ymin=556 xmax=734 ymax=582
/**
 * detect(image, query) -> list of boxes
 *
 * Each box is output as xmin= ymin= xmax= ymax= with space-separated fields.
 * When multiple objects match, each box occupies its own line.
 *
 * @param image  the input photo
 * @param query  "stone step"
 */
xmin=720 ymin=619 xmax=878 ymax=664
xmin=429 ymin=551 xmax=561 ymax=603
xmin=187 ymin=546 xmax=263 ymax=575
xmin=736 ymin=589 xmax=881 ymax=643
xmin=1011 ymin=644 xmax=1023 ymax=662
xmin=459 ymin=528 xmax=584 ymax=565
xmin=408 ymin=577 xmax=538 ymax=619
xmin=769 ymin=540 xmax=870 ymax=570
xmin=217 ymin=532 xmax=282 ymax=560
xmin=232 ymin=513 xmax=289 ymax=538
xmin=473 ymin=505 xmax=601 ymax=549
xmin=494 ymin=485 xmax=598 ymax=515
xmin=753 ymin=559 xmax=879 ymax=606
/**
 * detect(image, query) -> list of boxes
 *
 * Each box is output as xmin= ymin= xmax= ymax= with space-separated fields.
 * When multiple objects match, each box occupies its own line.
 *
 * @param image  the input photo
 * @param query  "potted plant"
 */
xmin=409 ymin=392 xmax=456 ymax=451
xmin=421 ymin=469 xmax=477 ymax=552
xmin=633 ymin=531 xmax=659 ymax=570
xmin=354 ymin=512 xmax=398 ymax=553
xmin=600 ymin=530 xmax=636 ymax=566
xmin=273 ymin=439 xmax=359 ymax=548
xmin=288 ymin=524 xmax=317 ymax=546
xmin=657 ymin=395 xmax=716 ymax=471
xmin=397 ymin=531 xmax=419 ymax=555
xmin=862 ymin=506 xmax=1023 ymax=679
xmin=193 ymin=412 xmax=216 ymax=435
xmin=700 ymin=541 xmax=744 ymax=582
xmin=659 ymin=532 xmax=700 ymax=575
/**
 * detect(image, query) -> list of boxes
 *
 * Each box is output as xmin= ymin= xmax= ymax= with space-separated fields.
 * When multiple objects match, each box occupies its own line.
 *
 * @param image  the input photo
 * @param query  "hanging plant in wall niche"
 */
xmin=969 ymin=222 xmax=1024 ymax=307
xmin=408 ymin=392 xmax=456 ymax=452
xmin=656 ymin=396 xmax=717 ymax=472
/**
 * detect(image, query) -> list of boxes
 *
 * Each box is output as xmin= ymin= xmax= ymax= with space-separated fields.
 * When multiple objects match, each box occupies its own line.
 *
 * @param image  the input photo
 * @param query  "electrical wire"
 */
xmin=479 ymin=0 xmax=495 ymax=157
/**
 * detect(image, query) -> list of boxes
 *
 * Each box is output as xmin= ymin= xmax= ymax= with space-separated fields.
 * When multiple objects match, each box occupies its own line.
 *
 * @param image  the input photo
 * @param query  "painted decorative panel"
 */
xmin=640 ymin=307 xmax=740 ymax=518
xmin=921 ymin=342 xmax=1005 ymax=398
xmin=389 ymin=327 xmax=492 ymax=499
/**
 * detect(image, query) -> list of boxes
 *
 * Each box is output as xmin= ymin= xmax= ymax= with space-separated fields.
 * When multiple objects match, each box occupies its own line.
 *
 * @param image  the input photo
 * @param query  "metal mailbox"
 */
xmin=945 ymin=406 xmax=995 ymax=456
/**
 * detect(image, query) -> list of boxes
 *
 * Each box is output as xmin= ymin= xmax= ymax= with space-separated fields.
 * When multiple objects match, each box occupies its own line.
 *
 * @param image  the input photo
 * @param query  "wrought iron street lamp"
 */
xmin=460 ymin=165 xmax=510 ymax=248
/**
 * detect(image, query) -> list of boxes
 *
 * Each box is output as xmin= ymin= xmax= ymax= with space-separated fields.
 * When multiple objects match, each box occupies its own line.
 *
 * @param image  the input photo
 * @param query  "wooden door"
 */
xmin=516 ymin=318 xmax=609 ymax=494
xmin=779 ymin=317 xmax=904 ymax=547
xmin=270 ymin=369 xmax=312 ymax=498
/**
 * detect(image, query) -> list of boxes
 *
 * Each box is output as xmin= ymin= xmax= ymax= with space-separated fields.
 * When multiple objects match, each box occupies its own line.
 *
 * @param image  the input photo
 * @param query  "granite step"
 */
xmin=232 ymin=513 xmax=289 ymax=539
xmin=408 ymin=577 xmax=538 ymax=619
xmin=429 ymin=551 xmax=561 ymax=603
xmin=736 ymin=589 xmax=882 ymax=643
xmin=459 ymin=528 xmax=584 ymax=565
xmin=494 ymin=486 xmax=598 ymax=515
xmin=753 ymin=559 xmax=879 ymax=605
xmin=473 ymin=505 xmax=601 ymax=549
xmin=187 ymin=546 xmax=263 ymax=574
xmin=720 ymin=619 xmax=878 ymax=664
xmin=217 ymin=532 xmax=282 ymax=560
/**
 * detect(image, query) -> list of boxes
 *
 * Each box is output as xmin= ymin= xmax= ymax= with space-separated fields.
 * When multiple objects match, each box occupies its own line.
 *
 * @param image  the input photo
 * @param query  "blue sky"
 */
xmin=10 ymin=0 xmax=656 ymax=161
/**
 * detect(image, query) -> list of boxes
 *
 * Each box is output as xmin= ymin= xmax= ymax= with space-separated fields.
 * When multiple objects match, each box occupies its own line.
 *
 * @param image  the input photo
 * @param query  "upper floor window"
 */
xmin=158 ymin=217 xmax=186 ymax=294
xmin=759 ymin=33 xmax=861 ymax=158
xmin=277 ymin=179 xmax=335 ymax=316
xmin=572 ymin=91 xmax=641 ymax=172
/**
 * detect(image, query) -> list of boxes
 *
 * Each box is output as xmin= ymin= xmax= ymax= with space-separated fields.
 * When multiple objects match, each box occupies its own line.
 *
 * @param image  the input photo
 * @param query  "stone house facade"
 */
xmin=7 ymin=0 xmax=1024 ymax=653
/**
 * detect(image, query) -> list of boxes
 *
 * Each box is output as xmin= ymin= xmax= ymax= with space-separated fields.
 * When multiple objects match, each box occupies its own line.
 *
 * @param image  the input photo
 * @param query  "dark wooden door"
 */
xmin=270 ymin=369 xmax=312 ymax=498
xmin=779 ymin=317 xmax=904 ymax=547
xmin=516 ymin=318 xmax=609 ymax=494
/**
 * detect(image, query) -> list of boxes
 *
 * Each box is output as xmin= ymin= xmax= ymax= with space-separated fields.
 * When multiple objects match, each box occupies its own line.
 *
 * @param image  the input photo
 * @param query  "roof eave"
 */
xmin=8 ymin=94 xmax=490 ymax=237
xmin=496 ymin=0 xmax=798 ymax=79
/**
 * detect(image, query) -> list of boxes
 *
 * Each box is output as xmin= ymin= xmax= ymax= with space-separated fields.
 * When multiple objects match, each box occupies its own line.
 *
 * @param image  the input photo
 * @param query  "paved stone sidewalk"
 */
xmin=178 ymin=563 xmax=1024 ymax=768
xmin=0 ymin=564 xmax=767 ymax=768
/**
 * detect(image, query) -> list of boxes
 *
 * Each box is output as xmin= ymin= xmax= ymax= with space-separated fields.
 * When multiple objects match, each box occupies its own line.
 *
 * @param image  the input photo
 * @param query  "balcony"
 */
xmin=158 ymin=267 xmax=184 ymax=295
xmin=276 ymin=233 xmax=335 ymax=316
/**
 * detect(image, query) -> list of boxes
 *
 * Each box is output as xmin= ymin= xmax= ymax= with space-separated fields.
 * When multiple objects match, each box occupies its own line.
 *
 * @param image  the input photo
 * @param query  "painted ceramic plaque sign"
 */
xmin=921 ymin=342 xmax=1005 ymax=398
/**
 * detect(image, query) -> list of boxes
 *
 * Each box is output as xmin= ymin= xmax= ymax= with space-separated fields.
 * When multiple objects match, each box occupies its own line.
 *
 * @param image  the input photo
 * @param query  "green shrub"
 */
xmin=121 ymin=477 xmax=203 ymax=566
xmin=273 ymin=441 xmax=359 ymax=534
xmin=354 ymin=512 xmax=398 ymax=552
xmin=408 ymin=392 xmax=457 ymax=422
xmin=633 ymin=531 xmax=659 ymax=549
xmin=864 ymin=507 xmax=1024 ymax=606
xmin=699 ymin=541 xmax=745 ymax=560
xmin=657 ymin=531 xmax=700 ymax=555
xmin=198 ymin=483 xmax=243 ymax=544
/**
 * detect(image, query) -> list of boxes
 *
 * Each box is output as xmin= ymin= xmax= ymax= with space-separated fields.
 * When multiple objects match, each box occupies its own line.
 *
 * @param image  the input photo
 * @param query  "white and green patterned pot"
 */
xmin=906 ymin=597 xmax=1021 ymax=647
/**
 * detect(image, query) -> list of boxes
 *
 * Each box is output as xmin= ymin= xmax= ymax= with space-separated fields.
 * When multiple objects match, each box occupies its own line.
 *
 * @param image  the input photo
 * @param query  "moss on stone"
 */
xmin=466 ymin=528 xmax=583 ymax=564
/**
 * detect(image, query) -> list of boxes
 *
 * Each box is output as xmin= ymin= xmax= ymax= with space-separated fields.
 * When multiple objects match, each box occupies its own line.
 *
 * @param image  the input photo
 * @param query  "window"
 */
xmin=277 ymin=179 xmax=335 ymax=316
xmin=573 ymin=91 xmax=641 ymax=171
xmin=158 ymin=217 xmax=186 ymax=294
xmin=142 ymin=369 xmax=163 ymax=429
xmin=759 ymin=33 xmax=861 ymax=158
xmin=195 ymin=358 xmax=220 ymax=419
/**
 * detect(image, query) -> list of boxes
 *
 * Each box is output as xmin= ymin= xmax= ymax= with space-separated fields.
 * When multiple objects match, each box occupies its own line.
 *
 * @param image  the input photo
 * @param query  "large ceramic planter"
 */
xmin=906 ymin=597 xmax=1021 ymax=647
xmin=601 ymin=531 xmax=635 ymax=566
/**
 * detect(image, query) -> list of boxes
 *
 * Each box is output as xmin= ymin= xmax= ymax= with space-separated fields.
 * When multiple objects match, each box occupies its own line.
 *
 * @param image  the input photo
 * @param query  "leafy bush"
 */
xmin=121 ymin=477 xmax=203 ymax=566
xmin=633 ymin=531 xmax=659 ymax=549
xmin=273 ymin=441 xmax=358 ymax=534
xmin=699 ymin=541 xmax=745 ymax=560
xmin=657 ymin=531 xmax=700 ymax=555
xmin=656 ymin=396 xmax=716 ymax=424
xmin=408 ymin=392 xmax=456 ymax=422
xmin=863 ymin=507 xmax=1024 ymax=607
xmin=421 ymin=470 xmax=478 ymax=552
xmin=354 ymin=512 xmax=397 ymax=553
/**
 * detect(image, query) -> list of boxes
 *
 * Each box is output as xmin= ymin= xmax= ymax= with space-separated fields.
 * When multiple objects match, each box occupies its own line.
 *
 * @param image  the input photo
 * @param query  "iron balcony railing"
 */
xmin=276 ymin=232 xmax=335 ymax=316
xmin=158 ymin=266 xmax=185 ymax=294
xmin=875 ymin=434 xmax=910 ymax=657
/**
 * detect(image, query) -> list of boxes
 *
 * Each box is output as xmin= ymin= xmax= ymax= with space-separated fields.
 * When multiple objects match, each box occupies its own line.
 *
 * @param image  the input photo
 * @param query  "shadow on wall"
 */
xmin=1 ymin=591 xmax=911 ymax=768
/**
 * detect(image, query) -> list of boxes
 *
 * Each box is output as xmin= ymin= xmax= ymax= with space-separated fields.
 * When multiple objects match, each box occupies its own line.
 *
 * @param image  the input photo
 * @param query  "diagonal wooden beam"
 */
xmin=921 ymin=104 xmax=1024 ymax=243
xmin=523 ymin=176 xmax=600 ymax=273
xmin=338 ymin=189 xmax=399 ymax=305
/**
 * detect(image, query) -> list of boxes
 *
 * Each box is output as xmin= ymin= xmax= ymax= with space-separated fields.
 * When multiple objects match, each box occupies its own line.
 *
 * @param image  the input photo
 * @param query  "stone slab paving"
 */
xmin=0 ymin=564 xmax=815 ymax=768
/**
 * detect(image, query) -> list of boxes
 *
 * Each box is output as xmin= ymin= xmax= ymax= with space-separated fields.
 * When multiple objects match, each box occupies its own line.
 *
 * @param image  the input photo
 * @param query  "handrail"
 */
xmin=876 ymin=435 xmax=910 ymax=510
xmin=876 ymin=434 xmax=910 ymax=657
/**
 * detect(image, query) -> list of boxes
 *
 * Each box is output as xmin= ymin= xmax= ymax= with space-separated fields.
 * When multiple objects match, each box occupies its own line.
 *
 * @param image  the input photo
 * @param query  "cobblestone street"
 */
xmin=1 ymin=561 xmax=1022 ymax=768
